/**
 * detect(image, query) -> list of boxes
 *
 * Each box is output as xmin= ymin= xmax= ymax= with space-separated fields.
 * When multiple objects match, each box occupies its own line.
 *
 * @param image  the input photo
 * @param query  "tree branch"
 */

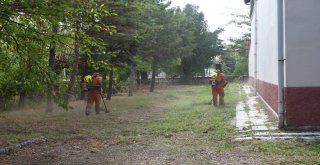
xmin=0 ymin=21 xmax=9 ymax=32
xmin=0 ymin=16 xmax=46 ymax=35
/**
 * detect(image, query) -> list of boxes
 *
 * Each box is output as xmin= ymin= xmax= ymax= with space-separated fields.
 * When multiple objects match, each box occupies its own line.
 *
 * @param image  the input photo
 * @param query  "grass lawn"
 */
xmin=0 ymin=83 xmax=320 ymax=164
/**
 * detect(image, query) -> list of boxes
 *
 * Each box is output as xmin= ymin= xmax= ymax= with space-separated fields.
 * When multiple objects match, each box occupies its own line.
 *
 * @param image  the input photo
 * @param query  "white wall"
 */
xmin=249 ymin=0 xmax=279 ymax=85
xmin=248 ymin=13 xmax=255 ymax=78
xmin=285 ymin=0 xmax=320 ymax=87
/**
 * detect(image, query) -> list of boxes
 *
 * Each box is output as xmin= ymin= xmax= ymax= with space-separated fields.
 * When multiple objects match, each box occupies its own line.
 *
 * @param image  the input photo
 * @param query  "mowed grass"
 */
xmin=0 ymin=83 xmax=320 ymax=164
xmin=146 ymin=84 xmax=241 ymax=151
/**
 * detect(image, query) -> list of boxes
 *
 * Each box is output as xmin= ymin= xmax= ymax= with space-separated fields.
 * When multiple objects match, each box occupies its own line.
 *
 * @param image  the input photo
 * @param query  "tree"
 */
xmin=139 ymin=1 xmax=197 ymax=92
xmin=63 ymin=1 xmax=113 ymax=102
xmin=179 ymin=4 xmax=223 ymax=84
xmin=0 ymin=0 xmax=231 ymax=111
xmin=0 ymin=0 xmax=113 ymax=110
xmin=222 ymin=34 xmax=250 ymax=78
xmin=84 ymin=0 xmax=143 ymax=99
xmin=0 ymin=0 xmax=53 ymax=109
xmin=46 ymin=25 xmax=58 ymax=112
xmin=222 ymin=13 xmax=250 ymax=79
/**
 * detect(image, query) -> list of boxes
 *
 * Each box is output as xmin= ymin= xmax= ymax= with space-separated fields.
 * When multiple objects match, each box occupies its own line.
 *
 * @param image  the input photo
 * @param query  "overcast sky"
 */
xmin=169 ymin=0 xmax=250 ymax=41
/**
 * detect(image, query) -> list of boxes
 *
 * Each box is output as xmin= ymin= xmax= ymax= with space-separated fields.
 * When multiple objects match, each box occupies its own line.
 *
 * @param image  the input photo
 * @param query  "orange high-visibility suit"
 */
xmin=209 ymin=71 xmax=225 ymax=106
xmin=85 ymin=73 xmax=103 ymax=115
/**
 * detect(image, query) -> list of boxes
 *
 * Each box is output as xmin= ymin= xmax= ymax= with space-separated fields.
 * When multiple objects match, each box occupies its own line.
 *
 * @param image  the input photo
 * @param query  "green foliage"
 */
xmin=134 ymin=55 xmax=151 ymax=72
xmin=103 ymin=66 xmax=130 ymax=94
xmin=179 ymin=5 xmax=224 ymax=83
xmin=0 ymin=0 xmax=232 ymax=109
xmin=0 ymin=0 xmax=114 ymax=110
xmin=222 ymin=14 xmax=250 ymax=78
xmin=137 ymin=2 xmax=225 ymax=86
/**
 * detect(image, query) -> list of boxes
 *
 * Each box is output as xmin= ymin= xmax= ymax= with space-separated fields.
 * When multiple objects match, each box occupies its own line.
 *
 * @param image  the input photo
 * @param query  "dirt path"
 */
xmin=0 ymin=86 xmax=265 ymax=165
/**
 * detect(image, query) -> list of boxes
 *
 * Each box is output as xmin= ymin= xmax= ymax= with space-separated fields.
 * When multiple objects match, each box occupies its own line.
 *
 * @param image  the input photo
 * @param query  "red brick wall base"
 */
xmin=249 ymin=77 xmax=278 ymax=113
xmin=285 ymin=87 xmax=320 ymax=128
xmin=249 ymin=77 xmax=320 ymax=128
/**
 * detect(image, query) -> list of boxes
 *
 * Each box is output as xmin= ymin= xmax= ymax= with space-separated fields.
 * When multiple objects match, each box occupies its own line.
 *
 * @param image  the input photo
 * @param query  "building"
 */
xmin=246 ymin=0 xmax=320 ymax=129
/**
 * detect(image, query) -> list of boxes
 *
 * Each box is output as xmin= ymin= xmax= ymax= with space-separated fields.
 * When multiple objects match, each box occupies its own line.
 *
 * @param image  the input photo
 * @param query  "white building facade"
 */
xmin=248 ymin=0 xmax=320 ymax=129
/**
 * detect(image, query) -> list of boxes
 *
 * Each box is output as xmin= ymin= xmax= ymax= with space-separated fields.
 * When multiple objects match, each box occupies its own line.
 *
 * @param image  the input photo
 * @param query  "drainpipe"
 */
xmin=277 ymin=0 xmax=285 ymax=128
xmin=254 ymin=0 xmax=258 ymax=93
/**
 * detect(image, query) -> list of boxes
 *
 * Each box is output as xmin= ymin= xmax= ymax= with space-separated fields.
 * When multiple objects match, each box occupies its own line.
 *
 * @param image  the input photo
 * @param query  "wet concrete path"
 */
xmin=235 ymin=85 xmax=320 ymax=141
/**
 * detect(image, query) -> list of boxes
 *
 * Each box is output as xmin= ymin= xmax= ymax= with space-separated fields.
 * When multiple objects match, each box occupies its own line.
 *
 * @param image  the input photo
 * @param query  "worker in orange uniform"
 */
xmin=209 ymin=64 xmax=226 ymax=107
xmin=85 ymin=72 xmax=103 ymax=115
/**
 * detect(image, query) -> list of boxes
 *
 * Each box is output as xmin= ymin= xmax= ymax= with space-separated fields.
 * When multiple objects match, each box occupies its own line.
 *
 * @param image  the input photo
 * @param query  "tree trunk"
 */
xmin=140 ymin=71 xmax=148 ymax=85
xmin=18 ymin=58 xmax=32 ymax=110
xmin=181 ymin=63 xmax=193 ymax=84
xmin=150 ymin=57 xmax=157 ymax=92
xmin=128 ymin=63 xmax=136 ymax=96
xmin=79 ymin=55 xmax=87 ymax=100
xmin=106 ymin=69 xmax=113 ymax=100
xmin=182 ymin=74 xmax=193 ymax=85
xmin=136 ymin=72 xmax=140 ymax=89
xmin=65 ymin=23 xmax=80 ymax=101
xmin=18 ymin=91 xmax=27 ymax=109
xmin=46 ymin=25 xmax=58 ymax=112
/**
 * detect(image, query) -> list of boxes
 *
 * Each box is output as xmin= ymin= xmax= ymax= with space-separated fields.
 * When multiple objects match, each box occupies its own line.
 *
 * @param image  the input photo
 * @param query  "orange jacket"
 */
xmin=209 ymin=72 xmax=225 ymax=87
xmin=88 ymin=75 xmax=102 ymax=91
xmin=92 ymin=75 xmax=102 ymax=86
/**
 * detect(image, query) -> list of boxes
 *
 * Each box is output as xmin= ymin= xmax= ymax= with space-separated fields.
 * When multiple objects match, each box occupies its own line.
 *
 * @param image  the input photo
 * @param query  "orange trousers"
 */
xmin=211 ymin=86 xmax=224 ymax=106
xmin=86 ymin=91 xmax=101 ymax=114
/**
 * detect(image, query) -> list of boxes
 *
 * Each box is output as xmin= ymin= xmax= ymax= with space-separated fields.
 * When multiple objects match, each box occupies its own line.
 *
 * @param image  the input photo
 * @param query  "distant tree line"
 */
xmin=0 ymin=0 xmax=249 ymax=111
